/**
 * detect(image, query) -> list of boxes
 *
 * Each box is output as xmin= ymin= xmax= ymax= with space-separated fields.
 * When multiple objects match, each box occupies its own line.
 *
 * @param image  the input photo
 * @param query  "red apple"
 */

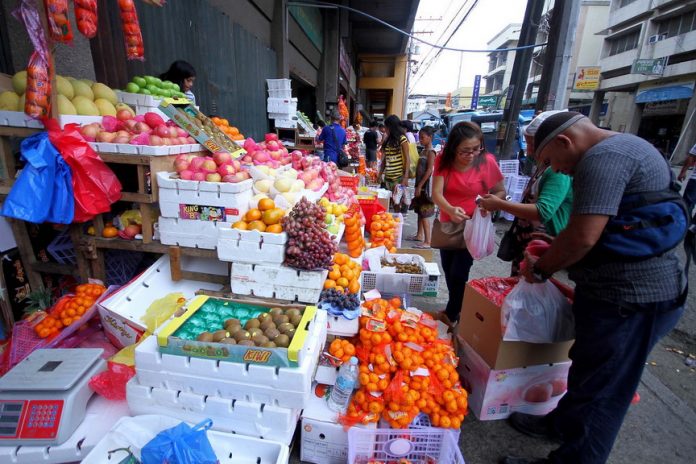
xmin=201 ymin=159 xmax=217 ymax=172
xmin=155 ymin=125 xmax=170 ymax=138
xmin=206 ymin=172 xmax=222 ymax=182
xmin=174 ymin=159 xmax=190 ymax=172
xmin=231 ymin=159 xmax=242 ymax=171
xmin=218 ymin=164 xmax=236 ymax=176
xmin=96 ymin=131 xmax=116 ymax=143
xmin=222 ymin=174 xmax=237 ymax=183
xmin=193 ymin=172 xmax=206 ymax=181
xmin=180 ymin=170 xmax=194 ymax=180
xmin=213 ymin=152 xmax=232 ymax=166
xmin=264 ymin=133 xmax=279 ymax=143
xmin=190 ymin=157 xmax=205 ymax=171
xmin=117 ymin=109 xmax=133 ymax=121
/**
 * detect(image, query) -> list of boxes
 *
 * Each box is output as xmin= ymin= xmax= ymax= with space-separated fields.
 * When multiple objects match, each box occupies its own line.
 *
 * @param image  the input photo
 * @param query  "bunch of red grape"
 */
xmin=282 ymin=197 xmax=338 ymax=270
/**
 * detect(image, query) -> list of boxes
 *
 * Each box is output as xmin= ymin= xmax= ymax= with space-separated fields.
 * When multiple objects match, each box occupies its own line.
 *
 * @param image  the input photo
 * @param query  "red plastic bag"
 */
xmin=469 ymin=277 xmax=519 ymax=306
xmin=74 ymin=0 xmax=98 ymax=38
xmin=45 ymin=0 xmax=74 ymax=43
xmin=46 ymin=121 xmax=122 ymax=222
xmin=117 ymin=0 xmax=145 ymax=60
xmin=89 ymin=361 xmax=136 ymax=400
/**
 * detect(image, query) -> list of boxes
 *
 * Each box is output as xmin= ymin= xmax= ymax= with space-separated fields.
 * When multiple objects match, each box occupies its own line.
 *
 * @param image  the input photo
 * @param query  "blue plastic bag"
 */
xmin=1 ymin=132 xmax=73 ymax=224
xmin=141 ymin=419 xmax=218 ymax=464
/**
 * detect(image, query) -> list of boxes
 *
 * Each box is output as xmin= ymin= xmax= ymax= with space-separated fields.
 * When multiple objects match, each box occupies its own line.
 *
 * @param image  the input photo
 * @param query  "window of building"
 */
xmin=657 ymin=9 xmax=696 ymax=38
xmin=619 ymin=0 xmax=637 ymax=7
xmin=608 ymin=29 xmax=640 ymax=56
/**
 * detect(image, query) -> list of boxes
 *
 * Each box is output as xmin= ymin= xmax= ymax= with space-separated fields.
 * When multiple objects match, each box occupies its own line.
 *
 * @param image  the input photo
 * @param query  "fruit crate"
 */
xmin=158 ymin=216 xmax=229 ymax=250
xmin=268 ymin=88 xmax=293 ymax=98
xmin=361 ymin=253 xmax=428 ymax=295
xmin=231 ymin=263 xmax=328 ymax=304
xmin=217 ymin=228 xmax=288 ymax=265
xmin=266 ymin=78 xmax=292 ymax=90
xmin=0 ymin=110 xmax=44 ymax=129
xmin=47 ymin=229 xmax=76 ymax=264
xmin=267 ymin=97 xmax=298 ymax=114
xmin=347 ymin=427 xmax=465 ymax=464
xmin=133 ymin=305 xmax=327 ymax=409
xmin=272 ymin=118 xmax=297 ymax=129
xmin=105 ymin=250 xmax=143 ymax=286
xmin=89 ymin=142 xmax=204 ymax=156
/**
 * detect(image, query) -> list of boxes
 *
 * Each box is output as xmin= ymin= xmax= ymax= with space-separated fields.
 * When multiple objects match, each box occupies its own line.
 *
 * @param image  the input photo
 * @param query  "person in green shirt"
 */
xmin=479 ymin=110 xmax=573 ymax=275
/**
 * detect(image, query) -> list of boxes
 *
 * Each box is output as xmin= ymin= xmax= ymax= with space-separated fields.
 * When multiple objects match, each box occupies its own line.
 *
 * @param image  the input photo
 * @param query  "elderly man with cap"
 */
xmin=479 ymin=110 xmax=573 ymax=275
xmin=501 ymin=112 xmax=686 ymax=464
xmin=317 ymin=110 xmax=347 ymax=165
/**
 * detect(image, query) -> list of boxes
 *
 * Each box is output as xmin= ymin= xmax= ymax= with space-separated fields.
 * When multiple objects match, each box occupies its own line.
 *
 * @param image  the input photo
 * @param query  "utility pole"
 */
xmin=536 ymin=0 xmax=581 ymax=111
xmin=496 ymin=0 xmax=546 ymax=159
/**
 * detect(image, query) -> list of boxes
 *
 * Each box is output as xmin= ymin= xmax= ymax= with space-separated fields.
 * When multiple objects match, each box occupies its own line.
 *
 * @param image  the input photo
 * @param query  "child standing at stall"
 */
xmin=410 ymin=126 xmax=436 ymax=248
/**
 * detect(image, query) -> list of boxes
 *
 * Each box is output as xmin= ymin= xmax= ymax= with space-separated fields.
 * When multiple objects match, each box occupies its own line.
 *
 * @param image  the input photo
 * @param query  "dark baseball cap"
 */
xmin=534 ymin=111 xmax=586 ymax=157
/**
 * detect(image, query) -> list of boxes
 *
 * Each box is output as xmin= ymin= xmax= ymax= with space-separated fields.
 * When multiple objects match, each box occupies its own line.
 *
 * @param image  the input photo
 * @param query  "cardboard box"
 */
xmin=301 ymin=386 xmax=374 ymax=464
xmin=458 ymin=283 xmax=573 ymax=369
xmin=457 ymin=337 xmax=571 ymax=420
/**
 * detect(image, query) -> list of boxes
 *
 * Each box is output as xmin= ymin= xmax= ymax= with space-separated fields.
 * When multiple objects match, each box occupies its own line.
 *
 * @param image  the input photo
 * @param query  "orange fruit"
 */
xmin=232 ymin=221 xmax=248 ymax=230
xmin=348 ymin=279 xmax=360 ymax=294
xmin=336 ymin=277 xmax=349 ymax=288
xmin=329 ymin=269 xmax=341 ymax=280
xmin=265 ymin=224 xmax=283 ymax=233
xmin=258 ymin=198 xmax=275 ymax=211
xmin=247 ymin=220 xmax=266 ymax=232
xmin=245 ymin=208 xmax=262 ymax=221
xmin=324 ymin=279 xmax=336 ymax=289
xmin=334 ymin=253 xmax=348 ymax=265
xmin=334 ymin=286 xmax=345 ymax=293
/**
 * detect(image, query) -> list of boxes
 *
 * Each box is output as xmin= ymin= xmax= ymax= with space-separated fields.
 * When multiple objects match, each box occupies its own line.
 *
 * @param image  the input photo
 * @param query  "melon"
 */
xmin=94 ymin=98 xmax=117 ymax=116
xmin=92 ymin=82 xmax=117 ymax=105
xmin=72 ymin=95 xmax=99 ymax=116
xmin=72 ymin=80 xmax=94 ymax=100
xmin=56 ymin=94 xmax=77 ymax=115
xmin=0 ymin=91 xmax=20 ymax=111
xmin=11 ymin=71 xmax=27 ymax=95
xmin=56 ymin=75 xmax=74 ymax=99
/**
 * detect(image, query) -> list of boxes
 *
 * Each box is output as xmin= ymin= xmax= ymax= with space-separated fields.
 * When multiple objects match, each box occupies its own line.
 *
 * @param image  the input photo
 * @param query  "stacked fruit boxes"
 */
xmin=267 ymin=79 xmax=297 ymax=129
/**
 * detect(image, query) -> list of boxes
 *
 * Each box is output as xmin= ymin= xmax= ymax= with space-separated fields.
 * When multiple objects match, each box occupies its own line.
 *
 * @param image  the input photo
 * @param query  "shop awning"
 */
xmin=636 ymin=83 xmax=694 ymax=103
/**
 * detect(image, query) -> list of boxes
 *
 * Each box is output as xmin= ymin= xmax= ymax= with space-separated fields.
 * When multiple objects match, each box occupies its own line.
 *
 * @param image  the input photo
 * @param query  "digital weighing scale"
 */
xmin=0 ymin=348 xmax=106 ymax=446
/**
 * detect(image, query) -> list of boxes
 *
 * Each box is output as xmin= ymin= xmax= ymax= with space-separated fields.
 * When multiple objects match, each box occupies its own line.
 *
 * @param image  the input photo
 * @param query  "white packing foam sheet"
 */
xmin=134 ymin=309 xmax=327 ymax=409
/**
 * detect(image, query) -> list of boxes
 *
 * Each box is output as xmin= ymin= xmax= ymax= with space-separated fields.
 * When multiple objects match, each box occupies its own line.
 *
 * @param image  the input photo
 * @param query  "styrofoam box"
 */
xmin=83 ymin=414 xmax=290 ymax=464
xmin=133 ymin=309 xmax=327 ymax=409
xmin=326 ymin=313 xmax=359 ymax=336
xmin=89 ymin=142 xmax=204 ymax=156
xmin=301 ymin=388 xmax=376 ymax=464
xmin=157 ymin=171 xmax=253 ymax=219
xmin=58 ymin=114 xmax=102 ymax=128
xmin=0 ymin=110 xmax=43 ymax=128
xmin=217 ymin=228 xmax=288 ymax=264
xmin=117 ymin=90 xmax=163 ymax=107
xmin=127 ymin=380 xmax=299 ymax=444
xmin=314 ymin=364 xmax=339 ymax=385
xmin=267 ymin=97 xmax=298 ymax=114
xmin=135 ymin=104 xmax=169 ymax=121
xmin=231 ymin=263 xmax=328 ymax=303
xmin=272 ymin=118 xmax=297 ymax=129
xmin=98 ymin=254 xmax=226 ymax=349
xmin=0 ymin=395 xmax=130 ymax=464
xmin=159 ymin=216 xmax=230 ymax=249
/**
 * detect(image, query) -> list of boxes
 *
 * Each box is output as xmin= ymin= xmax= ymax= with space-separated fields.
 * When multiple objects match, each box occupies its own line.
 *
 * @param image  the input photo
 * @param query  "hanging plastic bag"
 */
xmin=89 ymin=361 xmax=136 ymax=400
xmin=463 ymin=207 xmax=495 ymax=260
xmin=140 ymin=419 xmax=218 ymax=464
xmin=14 ymin=0 xmax=53 ymax=118
xmin=46 ymin=120 xmax=122 ymax=222
xmin=74 ymin=0 xmax=98 ymax=38
xmin=44 ymin=0 xmax=74 ymax=43
xmin=501 ymin=279 xmax=575 ymax=343
xmin=1 ymin=132 xmax=74 ymax=224
xmin=117 ymin=0 xmax=145 ymax=60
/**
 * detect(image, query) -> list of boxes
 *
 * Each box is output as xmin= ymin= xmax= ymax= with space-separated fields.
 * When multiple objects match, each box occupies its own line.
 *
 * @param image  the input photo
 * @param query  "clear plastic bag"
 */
xmin=464 ymin=207 xmax=495 ymax=260
xmin=501 ymin=280 xmax=575 ymax=343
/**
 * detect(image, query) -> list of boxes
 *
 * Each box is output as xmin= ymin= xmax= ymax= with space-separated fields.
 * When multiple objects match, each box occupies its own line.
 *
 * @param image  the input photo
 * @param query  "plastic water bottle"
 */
xmin=328 ymin=356 xmax=359 ymax=413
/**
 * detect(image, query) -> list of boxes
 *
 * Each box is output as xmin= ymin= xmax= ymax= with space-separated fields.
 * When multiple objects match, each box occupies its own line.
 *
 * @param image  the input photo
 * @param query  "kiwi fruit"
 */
xmin=278 ymin=322 xmax=294 ymax=334
xmin=261 ymin=341 xmax=277 ymax=348
xmin=269 ymin=307 xmax=284 ymax=317
xmin=273 ymin=314 xmax=289 ymax=325
xmin=224 ymin=319 xmax=241 ymax=331
xmin=252 ymin=334 xmax=269 ymax=345
xmin=220 ymin=338 xmax=237 ymax=345
xmin=260 ymin=319 xmax=276 ymax=331
xmin=265 ymin=327 xmax=280 ymax=340
xmin=196 ymin=332 xmax=214 ymax=342
xmin=248 ymin=327 xmax=264 ymax=338
xmin=284 ymin=327 xmax=296 ymax=339
xmin=212 ymin=330 xmax=229 ymax=342
xmin=238 ymin=340 xmax=255 ymax=347
xmin=274 ymin=334 xmax=290 ymax=348
xmin=244 ymin=318 xmax=261 ymax=330
xmin=285 ymin=308 xmax=301 ymax=318
xmin=290 ymin=314 xmax=303 ymax=327
xmin=232 ymin=329 xmax=251 ymax=342
xmin=257 ymin=312 xmax=271 ymax=322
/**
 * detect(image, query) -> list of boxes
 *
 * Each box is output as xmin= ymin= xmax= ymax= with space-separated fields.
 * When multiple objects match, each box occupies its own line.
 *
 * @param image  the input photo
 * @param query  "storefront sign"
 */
xmin=573 ymin=66 xmax=601 ymax=90
xmin=642 ymin=99 xmax=689 ymax=115
xmin=478 ymin=96 xmax=499 ymax=107
xmin=289 ymin=6 xmax=323 ymax=51
xmin=632 ymin=58 xmax=666 ymax=76
xmin=471 ymin=75 xmax=481 ymax=109
xmin=636 ymin=80 xmax=695 ymax=103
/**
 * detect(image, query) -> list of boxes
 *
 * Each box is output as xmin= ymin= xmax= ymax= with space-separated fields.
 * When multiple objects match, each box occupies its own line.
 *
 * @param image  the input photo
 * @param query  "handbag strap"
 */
xmin=330 ymin=125 xmax=340 ymax=149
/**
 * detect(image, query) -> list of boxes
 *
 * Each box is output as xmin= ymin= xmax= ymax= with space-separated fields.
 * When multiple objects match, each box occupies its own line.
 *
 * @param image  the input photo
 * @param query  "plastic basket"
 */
xmin=105 ymin=250 xmax=143 ymax=286
xmin=348 ymin=427 xmax=465 ymax=464
xmin=498 ymin=160 xmax=519 ymax=176
xmin=339 ymin=175 xmax=360 ymax=193
xmin=361 ymin=255 xmax=428 ymax=295
xmin=268 ymin=88 xmax=293 ymax=98
xmin=266 ymin=78 xmax=291 ymax=90
xmin=508 ymin=174 xmax=530 ymax=193
xmin=410 ymin=413 xmax=461 ymax=442
xmin=392 ymin=213 xmax=404 ymax=248
xmin=267 ymin=97 xmax=298 ymax=114
xmin=47 ymin=229 xmax=76 ymax=265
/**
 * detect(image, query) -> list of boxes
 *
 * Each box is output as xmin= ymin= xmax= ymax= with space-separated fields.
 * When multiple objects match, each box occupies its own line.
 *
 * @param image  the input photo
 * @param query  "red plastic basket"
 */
xmin=358 ymin=198 xmax=386 ymax=230
xmin=339 ymin=175 xmax=360 ymax=193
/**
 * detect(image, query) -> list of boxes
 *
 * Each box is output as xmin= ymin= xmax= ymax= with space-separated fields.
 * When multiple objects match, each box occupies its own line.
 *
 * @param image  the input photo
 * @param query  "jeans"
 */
xmin=440 ymin=248 xmax=474 ymax=322
xmin=683 ymin=178 xmax=696 ymax=218
xmin=546 ymin=292 xmax=684 ymax=464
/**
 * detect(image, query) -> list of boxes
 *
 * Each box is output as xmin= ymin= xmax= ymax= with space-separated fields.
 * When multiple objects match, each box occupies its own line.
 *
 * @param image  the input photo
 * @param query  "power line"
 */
xmin=414 ymin=0 xmax=469 ymax=81
xmin=287 ymin=1 xmax=546 ymax=53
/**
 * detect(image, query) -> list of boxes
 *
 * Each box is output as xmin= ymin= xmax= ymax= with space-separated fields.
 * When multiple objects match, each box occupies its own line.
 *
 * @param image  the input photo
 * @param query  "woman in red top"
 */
xmin=432 ymin=122 xmax=505 ymax=322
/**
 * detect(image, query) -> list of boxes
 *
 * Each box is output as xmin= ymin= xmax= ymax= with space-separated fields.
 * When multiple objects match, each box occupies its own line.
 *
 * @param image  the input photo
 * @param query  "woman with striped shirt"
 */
xmin=378 ymin=114 xmax=410 ymax=213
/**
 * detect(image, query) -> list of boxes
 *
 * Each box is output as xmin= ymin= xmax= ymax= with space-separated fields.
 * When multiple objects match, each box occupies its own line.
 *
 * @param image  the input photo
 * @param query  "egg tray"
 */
xmin=157 ymin=295 xmax=316 ymax=367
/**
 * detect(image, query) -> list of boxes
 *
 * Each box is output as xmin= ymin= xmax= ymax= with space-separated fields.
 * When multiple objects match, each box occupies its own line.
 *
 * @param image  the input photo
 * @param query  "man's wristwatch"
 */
xmin=532 ymin=263 xmax=551 ymax=282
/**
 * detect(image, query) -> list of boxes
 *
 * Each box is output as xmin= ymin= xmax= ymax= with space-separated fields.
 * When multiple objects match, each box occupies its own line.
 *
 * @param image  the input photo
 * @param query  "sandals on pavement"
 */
xmin=406 ymin=235 xmax=423 ymax=242
xmin=414 ymin=243 xmax=431 ymax=249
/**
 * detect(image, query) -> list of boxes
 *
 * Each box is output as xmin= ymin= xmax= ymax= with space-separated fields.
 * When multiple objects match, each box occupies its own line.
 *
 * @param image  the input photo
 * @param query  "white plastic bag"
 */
xmin=501 ymin=280 xmax=575 ymax=343
xmin=464 ymin=207 xmax=496 ymax=260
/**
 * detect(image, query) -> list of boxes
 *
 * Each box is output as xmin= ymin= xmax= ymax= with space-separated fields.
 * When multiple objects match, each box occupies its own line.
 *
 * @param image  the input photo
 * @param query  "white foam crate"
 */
xmin=133 ymin=308 xmax=326 ymax=408
xmin=126 ymin=382 xmax=299 ymax=445
xmin=134 ymin=104 xmax=169 ymax=120
xmin=117 ymin=90 xmax=163 ymax=107
xmin=272 ymin=118 xmax=297 ymax=129
xmin=231 ymin=263 xmax=328 ymax=303
xmin=89 ymin=142 xmax=204 ymax=156
xmin=361 ymin=253 xmax=428 ymax=295
xmin=157 ymin=171 xmax=253 ymax=219
xmin=218 ymin=228 xmax=287 ymax=264
xmin=314 ymin=364 xmax=339 ymax=385
xmin=83 ymin=415 xmax=289 ymax=464
xmin=267 ymin=98 xmax=298 ymax=114
xmin=159 ymin=216 xmax=230 ymax=249
xmin=267 ymin=78 xmax=292 ymax=90
xmin=326 ymin=313 xmax=359 ymax=336
xmin=0 ymin=110 xmax=44 ymax=128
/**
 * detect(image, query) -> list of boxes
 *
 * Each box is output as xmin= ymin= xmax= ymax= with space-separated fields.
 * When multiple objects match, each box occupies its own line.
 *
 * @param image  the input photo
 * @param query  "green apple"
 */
xmin=325 ymin=214 xmax=335 ymax=225
xmin=152 ymin=77 xmax=162 ymax=87
xmin=144 ymin=75 xmax=156 ymax=85
xmin=145 ymin=84 xmax=158 ymax=94
xmin=125 ymin=82 xmax=140 ymax=94
xmin=159 ymin=88 xmax=172 ymax=98
xmin=174 ymin=91 xmax=186 ymax=99
xmin=171 ymin=83 xmax=180 ymax=92
xmin=328 ymin=224 xmax=340 ymax=235
xmin=140 ymin=88 xmax=152 ymax=95
xmin=132 ymin=76 xmax=146 ymax=88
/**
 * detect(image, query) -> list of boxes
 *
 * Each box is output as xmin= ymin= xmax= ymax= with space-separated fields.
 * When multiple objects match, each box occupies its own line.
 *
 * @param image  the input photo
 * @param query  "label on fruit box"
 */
xmin=179 ymin=204 xmax=239 ymax=222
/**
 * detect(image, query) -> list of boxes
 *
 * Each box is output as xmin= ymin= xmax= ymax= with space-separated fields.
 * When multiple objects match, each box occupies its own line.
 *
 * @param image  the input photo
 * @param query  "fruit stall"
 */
xmin=0 ymin=2 xmax=507 ymax=464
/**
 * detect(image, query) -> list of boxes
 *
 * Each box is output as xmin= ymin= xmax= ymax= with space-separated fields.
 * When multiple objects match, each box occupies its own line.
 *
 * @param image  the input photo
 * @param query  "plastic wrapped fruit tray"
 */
xmin=134 ymin=303 xmax=327 ymax=409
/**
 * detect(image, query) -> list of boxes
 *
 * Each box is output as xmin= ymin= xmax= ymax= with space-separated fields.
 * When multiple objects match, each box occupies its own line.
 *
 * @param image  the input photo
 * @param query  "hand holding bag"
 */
xmin=464 ymin=207 xmax=496 ymax=260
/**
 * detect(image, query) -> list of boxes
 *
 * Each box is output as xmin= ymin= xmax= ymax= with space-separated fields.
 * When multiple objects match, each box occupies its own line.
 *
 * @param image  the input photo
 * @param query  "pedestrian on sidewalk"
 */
xmin=378 ymin=115 xmax=410 ymax=214
xmin=502 ymin=112 xmax=686 ymax=464
xmin=409 ymin=125 xmax=437 ymax=248
xmin=479 ymin=110 xmax=573 ymax=275
xmin=363 ymin=121 xmax=379 ymax=169
xmin=317 ymin=110 xmax=346 ymax=165
xmin=431 ymin=122 xmax=505 ymax=323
